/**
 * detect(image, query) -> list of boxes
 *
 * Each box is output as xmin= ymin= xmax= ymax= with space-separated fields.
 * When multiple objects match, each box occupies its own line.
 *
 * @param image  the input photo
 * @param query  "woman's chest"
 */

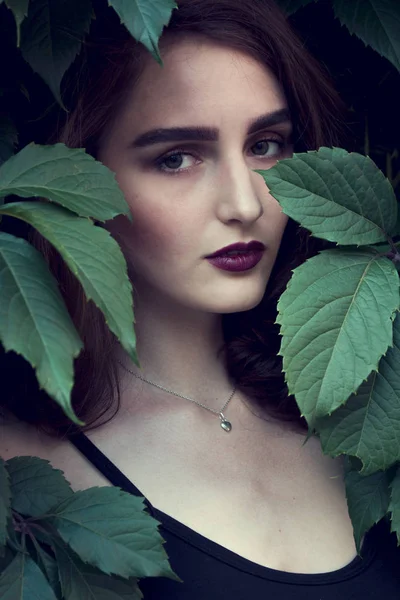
xmin=87 ymin=421 xmax=358 ymax=574
xmin=146 ymin=456 xmax=357 ymax=573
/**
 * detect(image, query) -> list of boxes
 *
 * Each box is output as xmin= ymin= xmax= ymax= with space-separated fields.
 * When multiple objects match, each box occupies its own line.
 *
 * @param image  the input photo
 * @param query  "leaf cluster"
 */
xmin=0 ymin=2 xmax=178 ymax=594
xmin=277 ymin=0 xmax=400 ymax=73
xmin=0 ymin=143 xmax=139 ymax=424
xmin=0 ymin=456 xmax=178 ymax=598
xmin=0 ymin=0 xmax=178 ymax=424
xmin=0 ymin=0 xmax=177 ymax=107
xmin=258 ymin=146 xmax=400 ymax=550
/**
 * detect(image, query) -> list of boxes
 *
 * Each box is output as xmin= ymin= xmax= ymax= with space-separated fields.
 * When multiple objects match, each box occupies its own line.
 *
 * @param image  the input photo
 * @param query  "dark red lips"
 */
xmin=206 ymin=241 xmax=266 ymax=272
xmin=207 ymin=241 xmax=265 ymax=257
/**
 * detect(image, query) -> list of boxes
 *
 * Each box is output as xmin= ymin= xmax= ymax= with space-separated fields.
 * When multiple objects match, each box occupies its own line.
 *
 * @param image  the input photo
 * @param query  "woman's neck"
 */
xmin=117 ymin=293 xmax=233 ymax=409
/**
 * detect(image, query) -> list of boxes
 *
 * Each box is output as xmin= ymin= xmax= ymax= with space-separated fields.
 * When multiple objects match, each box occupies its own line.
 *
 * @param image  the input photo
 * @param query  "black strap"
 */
xmin=69 ymin=432 xmax=156 ymax=516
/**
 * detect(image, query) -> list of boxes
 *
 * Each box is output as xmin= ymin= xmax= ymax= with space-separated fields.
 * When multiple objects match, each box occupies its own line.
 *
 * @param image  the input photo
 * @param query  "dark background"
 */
xmin=289 ymin=0 xmax=399 ymax=198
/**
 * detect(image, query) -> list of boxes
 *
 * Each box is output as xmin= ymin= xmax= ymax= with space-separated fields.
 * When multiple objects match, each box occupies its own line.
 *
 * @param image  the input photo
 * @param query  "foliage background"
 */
xmin=0 ymin=0 xmax=400 ymax=595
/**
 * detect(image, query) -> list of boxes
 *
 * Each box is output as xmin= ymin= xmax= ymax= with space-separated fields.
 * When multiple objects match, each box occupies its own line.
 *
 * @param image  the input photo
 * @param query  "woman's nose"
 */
xmin=216 ymin=159 xmax=264 ymax=225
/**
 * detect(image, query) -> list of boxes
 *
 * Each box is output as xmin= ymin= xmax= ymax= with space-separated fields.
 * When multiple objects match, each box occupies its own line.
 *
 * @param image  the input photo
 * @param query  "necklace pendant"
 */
xmin=219 ymin=413 xmax=232 ymax=432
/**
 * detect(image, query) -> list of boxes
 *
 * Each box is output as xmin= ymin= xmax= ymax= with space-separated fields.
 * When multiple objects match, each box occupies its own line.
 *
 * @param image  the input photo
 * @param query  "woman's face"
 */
xmin=98 ymin=38 xmax=292 ymax=314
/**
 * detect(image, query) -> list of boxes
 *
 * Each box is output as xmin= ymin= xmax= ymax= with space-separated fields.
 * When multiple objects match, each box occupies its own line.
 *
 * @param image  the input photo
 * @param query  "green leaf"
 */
xmin=109 ymin=0 xmax=176 ymax=63
xmin=1 ymin=201 xmax=137 ymax=365
xmin=54 ymin=540 xmax=143 ymax=600
xmin=277 ymin=248 xmax=399 ymax=424
xmin=6 ymin=457 xmax=73 ymax=517
xmin=6 ymin=520 xmax=23 ymax=553
xmin=389 ymin=465 xmax=400 ymax=543
xmin=48 ymin=487 xmax=178 ymax=581
xmin=345 ymin=466 xmax=393 ymax=551
xmin=28 ymin=536 xmax=61 ymax=598
xmin=0 ymin=552 xmax=59 ymax=599
xmin=276 ymin=0 xmax=317 ymax=16
xmin=258 ymin=148 xmax=398 ymax=245
xmin=19 ymin=0 xmax=92 ymax=104
xmin=0 ymin=115 xmax=18 ymax=167
xmin=333 ymin=0 xmax=400 ymax=72
xmin=5 ymin=0 xmax=29 ymax=46
xmin=0 ymin=546 xmax=17 ymax=577
xmin=0 ymin=143 xmax=131 ymax=222
xmin=317 ymin=311 xmax=400 ymax=475
xmin=0 ymin=458 xmax=11 ymax=553
xmin=0 ymin=231 xmax=84 ymax=424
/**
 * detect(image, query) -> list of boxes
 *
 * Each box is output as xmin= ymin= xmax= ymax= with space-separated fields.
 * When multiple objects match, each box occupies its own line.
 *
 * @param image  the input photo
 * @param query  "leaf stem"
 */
xmin=388 ymin=237 xmax=398 ymax=253
xmin=27 ymin=530 xmax=42 ymax=554
xmin=384 ymin=236 xmax=400 ymax=262
xmin=12 ymin=509 xmax=24 ymax=522
xmin=29 ymin=522 xmax=52 ymax=535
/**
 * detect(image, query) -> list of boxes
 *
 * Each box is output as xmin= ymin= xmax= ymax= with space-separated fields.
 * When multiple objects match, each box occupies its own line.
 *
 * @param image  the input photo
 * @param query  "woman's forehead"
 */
xmin=114 ymin=38 xmax=287 ymax=136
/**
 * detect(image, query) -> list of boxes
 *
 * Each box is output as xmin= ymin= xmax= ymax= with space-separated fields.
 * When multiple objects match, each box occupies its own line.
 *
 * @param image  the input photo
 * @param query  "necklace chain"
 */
xmin=118 ymin=360 xmax=235 ymax=432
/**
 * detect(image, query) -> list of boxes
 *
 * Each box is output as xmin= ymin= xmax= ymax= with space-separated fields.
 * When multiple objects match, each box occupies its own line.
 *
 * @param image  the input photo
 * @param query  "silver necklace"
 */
xmin=118 ymin=361 xmax=235 ymax=432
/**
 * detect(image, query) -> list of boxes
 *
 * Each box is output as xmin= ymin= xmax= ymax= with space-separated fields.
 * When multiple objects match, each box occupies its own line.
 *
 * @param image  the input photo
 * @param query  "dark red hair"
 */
xmin=4 ymin=0 xmax=345 ymax=435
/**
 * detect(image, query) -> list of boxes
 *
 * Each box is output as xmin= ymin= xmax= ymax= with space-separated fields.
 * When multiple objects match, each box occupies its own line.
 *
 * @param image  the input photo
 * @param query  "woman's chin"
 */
xmin=211 ymin=293 xmax=265 ymax=315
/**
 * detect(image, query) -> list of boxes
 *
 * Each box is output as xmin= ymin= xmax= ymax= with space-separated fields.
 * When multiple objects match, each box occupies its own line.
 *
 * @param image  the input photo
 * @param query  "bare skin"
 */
xmin=1 ymin=392 xmax=358 ymax=575
xmin=1 ymin=38 xmax=359 ymax=575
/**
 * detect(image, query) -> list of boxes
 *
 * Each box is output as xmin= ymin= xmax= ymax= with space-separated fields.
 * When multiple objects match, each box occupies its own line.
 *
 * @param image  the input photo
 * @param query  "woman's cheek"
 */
xmin=113 ymin=169 xmax=206 ymax=258
xmin=114 ymin=202 xmax=184 ymax=265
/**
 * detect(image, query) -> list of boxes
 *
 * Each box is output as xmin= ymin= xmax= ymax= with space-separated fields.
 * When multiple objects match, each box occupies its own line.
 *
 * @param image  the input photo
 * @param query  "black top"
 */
xmin=70 ymin=432 xmax=400 ymax=599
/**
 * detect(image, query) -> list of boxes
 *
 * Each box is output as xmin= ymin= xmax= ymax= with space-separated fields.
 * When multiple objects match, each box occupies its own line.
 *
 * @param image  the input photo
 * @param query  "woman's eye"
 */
xmin=250 ymin=139 xmax=284 ymax=158
xmin=157 ymin=152 xmax=198 ymax=173
xmin=155 ymin=140 xmax=284 ymax=174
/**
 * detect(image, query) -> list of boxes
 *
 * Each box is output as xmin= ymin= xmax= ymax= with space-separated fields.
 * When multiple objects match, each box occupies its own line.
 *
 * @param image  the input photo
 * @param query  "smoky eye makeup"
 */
xmin=137 ymin=127 xmax=293 ymax=175
xmin=141 ymin=142 xmax=211 ymax=172
xmin=248 ymin=134 xmax=285 ymax=154
xmin=155 ymin=149 xmax=200 ymax=173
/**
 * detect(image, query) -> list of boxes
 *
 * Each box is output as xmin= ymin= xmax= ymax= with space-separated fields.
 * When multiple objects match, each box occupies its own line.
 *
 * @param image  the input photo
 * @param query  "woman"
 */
xmin=1 ymin=0 xmax=399 ymax=597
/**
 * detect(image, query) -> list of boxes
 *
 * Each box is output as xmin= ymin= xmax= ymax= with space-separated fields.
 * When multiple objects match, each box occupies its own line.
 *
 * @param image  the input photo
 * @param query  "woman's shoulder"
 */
xmin=0 ymin=412 xmax=109 ymax=490
xmin=0 ymin=412 xmax=57 ymax=460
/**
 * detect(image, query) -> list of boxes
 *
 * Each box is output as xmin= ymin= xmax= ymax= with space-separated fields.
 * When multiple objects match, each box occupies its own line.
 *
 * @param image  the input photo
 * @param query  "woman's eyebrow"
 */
xmin=131 ymin=108 xmax=292 ymax=148
xmin=247 ymin=108 xmax=292 ymax=135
